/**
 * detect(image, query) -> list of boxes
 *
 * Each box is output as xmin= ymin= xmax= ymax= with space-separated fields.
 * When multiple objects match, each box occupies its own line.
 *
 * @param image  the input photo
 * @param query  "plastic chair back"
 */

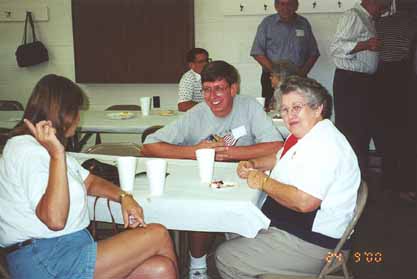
xmin=106 ymin=104 xmax=141 ymax=111
xmin=141 ymin=125 xmax=164 ymax=143
xmin=85 ymin=142 xmax=141 ymax=157
xmin=0 ymin=100 xmax=23 ymax=111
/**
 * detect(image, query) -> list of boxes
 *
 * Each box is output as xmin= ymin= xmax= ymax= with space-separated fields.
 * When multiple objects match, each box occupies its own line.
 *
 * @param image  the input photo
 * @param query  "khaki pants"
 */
xmin=215 ymin=227 xmax=337 ymax=279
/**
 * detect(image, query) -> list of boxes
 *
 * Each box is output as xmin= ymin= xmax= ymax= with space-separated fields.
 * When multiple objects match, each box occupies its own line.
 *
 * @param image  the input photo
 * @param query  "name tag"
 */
xmin=296 ymin=29 xmax=304 ymax=37
xmin=232 ymin=126 xmax=247 ymax=139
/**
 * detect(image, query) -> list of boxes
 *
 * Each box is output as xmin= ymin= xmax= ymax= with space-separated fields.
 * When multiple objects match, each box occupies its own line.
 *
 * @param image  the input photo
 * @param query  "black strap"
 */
xmin=89 ymin=196 xmax=119 ymax=240
xmin=22 ymin=11 xmax=37 ymax=44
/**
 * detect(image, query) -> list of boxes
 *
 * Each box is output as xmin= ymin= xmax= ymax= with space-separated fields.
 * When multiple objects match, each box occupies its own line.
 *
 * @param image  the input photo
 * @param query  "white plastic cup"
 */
xmin=195 ymin=148 xmax=215 ymax=184
xmin=256 ymin=97 xmax=265 ymax=107
xmin=146 ymin=159 xmax=167 ymax=196
xmin=117 ymin=156 xmax=137 ymax=193
xmin=140 ymin=97 xmax=151 ymax=116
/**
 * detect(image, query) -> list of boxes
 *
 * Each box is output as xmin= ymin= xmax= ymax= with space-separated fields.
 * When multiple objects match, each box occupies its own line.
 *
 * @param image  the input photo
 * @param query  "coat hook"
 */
xmin=313 ymin=2 xmax=317 ymax=8
xmin=240 ymin=4 xmax=244 ymax=12
xmin=338 ymin=1 xmax=342 ymax=8
xmin=4 ymin=11 xmax=12 ymax=18
xmin=264 ymin=4 xmax=268 ymax=11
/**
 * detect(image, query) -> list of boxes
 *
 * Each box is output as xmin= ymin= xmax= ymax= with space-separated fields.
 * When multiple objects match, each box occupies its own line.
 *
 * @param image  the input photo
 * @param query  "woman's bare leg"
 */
xmin=126 ymin=255 xmax=176 ymax=279
xmin=94 ymin=223 xmax=178 ymax=279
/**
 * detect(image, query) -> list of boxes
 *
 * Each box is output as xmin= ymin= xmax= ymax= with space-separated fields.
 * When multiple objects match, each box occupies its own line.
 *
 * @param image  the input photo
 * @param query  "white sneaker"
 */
xmin=188 ymin=268 xmax=210 ymax=279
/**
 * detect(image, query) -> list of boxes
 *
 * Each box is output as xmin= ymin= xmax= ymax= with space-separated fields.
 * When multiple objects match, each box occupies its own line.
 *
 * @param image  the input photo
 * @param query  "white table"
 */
xmin=0 ymin=110 xmax=289 ymax=139
xmin=0 ymin=110 xmax=181 ymax=133
xmin=70 ymin=152 xmax=271 ymax=238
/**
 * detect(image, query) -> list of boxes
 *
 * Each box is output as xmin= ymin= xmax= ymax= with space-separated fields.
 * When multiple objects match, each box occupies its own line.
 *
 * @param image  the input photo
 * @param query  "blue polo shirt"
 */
xmin=250 ymin=13 xmax=320 ymax=68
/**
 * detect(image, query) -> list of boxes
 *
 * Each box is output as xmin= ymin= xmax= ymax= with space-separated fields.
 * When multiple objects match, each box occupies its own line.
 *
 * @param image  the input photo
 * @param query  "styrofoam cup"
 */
xmin=146 ymin=159 xmax=167 ymax=196
xmin=195 ymin=148 xmax=215 ymax=184
xmin=140 ymin=97 xmax=151 ymax=116
xmin=117 ymin=156 xmax=137 ymax=193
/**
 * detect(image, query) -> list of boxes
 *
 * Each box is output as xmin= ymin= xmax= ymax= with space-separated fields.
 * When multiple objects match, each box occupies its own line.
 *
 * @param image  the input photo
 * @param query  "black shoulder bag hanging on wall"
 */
xmin=15 ymin=11 xmax=49 ymax=67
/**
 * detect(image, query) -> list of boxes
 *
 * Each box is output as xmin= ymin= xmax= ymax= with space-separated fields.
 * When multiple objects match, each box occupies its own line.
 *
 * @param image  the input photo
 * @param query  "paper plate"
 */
xmin=158 ymin=110 xmax=176 ymax=116
xmin=106 ymin=111 xmax=136 ymax=120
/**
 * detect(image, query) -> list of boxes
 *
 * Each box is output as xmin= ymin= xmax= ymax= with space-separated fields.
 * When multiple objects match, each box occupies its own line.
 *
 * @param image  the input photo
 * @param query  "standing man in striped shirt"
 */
xmin=330 ymin=0 xmax=392 ymax=175
xmin=375 ymin=4 xmax=417 ymax=202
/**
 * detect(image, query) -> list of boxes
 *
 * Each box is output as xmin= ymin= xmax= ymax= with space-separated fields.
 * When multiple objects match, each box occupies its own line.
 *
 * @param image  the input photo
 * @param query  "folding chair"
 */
xmin=0 ymin=100 xmax=24 ymax=111
xmin=258 ymin=180 xmax=368 ymax=279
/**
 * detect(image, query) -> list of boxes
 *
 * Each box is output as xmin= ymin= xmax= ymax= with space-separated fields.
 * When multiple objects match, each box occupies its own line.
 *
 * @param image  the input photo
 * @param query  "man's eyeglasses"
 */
xmin=279 ymin=103 xmax=308 ymax=117
xmin=201 ymin=85 xmax=229 ymax=96
xmin=194 ymin=58 xmax=212 ymax=64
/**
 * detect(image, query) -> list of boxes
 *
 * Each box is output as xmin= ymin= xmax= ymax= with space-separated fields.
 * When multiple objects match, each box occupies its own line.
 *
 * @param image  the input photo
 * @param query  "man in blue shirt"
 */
xmin=250 ymin=0 xmax=320 ymax=109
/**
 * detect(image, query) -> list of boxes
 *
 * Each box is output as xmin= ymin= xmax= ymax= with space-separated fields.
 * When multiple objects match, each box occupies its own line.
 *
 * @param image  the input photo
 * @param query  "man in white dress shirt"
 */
xmin=330 ymin=0 xmax=392 ymax=175
xmin=178 ymin=48 xmax=210 ymax=112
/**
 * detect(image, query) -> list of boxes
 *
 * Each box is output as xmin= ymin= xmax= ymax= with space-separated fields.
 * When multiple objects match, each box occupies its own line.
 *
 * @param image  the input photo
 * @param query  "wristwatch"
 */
xmin=119 ymin=190 xmax=133 ymax=201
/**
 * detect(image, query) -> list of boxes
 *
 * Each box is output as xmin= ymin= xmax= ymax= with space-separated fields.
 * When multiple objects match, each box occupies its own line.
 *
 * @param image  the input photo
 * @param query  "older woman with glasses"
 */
xmin=215 ymin=76 xmax=360 ymax=278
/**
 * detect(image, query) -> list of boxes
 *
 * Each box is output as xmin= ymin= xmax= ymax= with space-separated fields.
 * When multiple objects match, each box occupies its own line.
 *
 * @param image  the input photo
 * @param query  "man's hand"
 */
xmin=24 ymin=119 xmax=65 ymax=159
xmin=195 ymin=139 xmax=224 ymax=150
xmin=365 ymin=37 xmax=381 ymax=51
xmin=237 ymin=160 xmax=255 ymax=179
xmin=215 ymin=146 xmax=239 ymax=161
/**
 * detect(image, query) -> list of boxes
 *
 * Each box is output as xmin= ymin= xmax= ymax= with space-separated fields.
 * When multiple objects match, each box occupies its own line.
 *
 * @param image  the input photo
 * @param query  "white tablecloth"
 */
xmin=0 ymin=110 xmax=289 ymax=138
xmin=70 ymin=153 xmax=271 ymax=238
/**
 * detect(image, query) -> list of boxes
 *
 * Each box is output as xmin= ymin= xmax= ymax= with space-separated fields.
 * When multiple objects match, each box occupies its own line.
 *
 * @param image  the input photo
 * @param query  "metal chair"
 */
xmin=258 ymin=181 xmax=368 ymax=279
xmin=78 ymin=105 xmax=141 ymax=149
xmin=141 ymin=125 xmax=164 ymax=143
xmin=84 ymin=142 xmax=141 ymax=157
xmin=0 ymin=100 xmax=24 ymax=111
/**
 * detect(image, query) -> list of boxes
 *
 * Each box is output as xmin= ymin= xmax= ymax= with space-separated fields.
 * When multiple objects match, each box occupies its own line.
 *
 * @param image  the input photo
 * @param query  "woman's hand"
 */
xmin=237 ymin=160 xmax=255 ymax=179
xmin=121 ymin=196 xmax=146 ymax=229
xmin=247 ymin=170 xmax=267 ymax=190
xmin=24 ymin=119 xmax=65 ymax=159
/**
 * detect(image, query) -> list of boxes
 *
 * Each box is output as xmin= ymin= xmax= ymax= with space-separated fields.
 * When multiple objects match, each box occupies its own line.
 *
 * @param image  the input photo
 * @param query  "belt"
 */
xmin=4 ymin=239 xmax=33 ymax=254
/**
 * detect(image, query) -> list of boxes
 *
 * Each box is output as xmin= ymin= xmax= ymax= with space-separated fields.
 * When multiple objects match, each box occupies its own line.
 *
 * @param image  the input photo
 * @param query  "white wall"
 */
xmin=0 ymin=0 xmax=343 ymax=110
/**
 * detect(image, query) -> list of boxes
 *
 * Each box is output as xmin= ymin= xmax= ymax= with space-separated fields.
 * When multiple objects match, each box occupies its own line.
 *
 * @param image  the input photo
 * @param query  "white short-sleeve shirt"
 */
xmin=270 ymin=120 xmax=360 ymax=238
xmin=0 ymin=135 xmax=90 ymax=246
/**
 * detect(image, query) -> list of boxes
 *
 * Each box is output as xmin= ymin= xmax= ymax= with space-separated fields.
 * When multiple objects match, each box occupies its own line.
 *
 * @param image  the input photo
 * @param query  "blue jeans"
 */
xmin=6 ymin=229 xmax=97 ymax=279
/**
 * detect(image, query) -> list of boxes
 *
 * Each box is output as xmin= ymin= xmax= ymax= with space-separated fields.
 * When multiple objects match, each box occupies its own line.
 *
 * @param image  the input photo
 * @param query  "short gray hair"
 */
xmin=278 ymin=76 xmax=333 ymax=119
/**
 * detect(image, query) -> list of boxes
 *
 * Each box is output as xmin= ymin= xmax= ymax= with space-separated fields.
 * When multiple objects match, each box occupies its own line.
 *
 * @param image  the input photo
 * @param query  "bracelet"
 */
xmin=261 ymin=176 xmax=269 ymax=191
xmin=119 ymin=190 xmax=133 ymax=201
xmin=261 ymin=171 xmax=271 ymax=191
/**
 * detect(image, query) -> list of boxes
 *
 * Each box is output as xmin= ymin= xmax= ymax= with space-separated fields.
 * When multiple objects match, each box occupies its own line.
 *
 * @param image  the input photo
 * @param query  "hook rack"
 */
xmin=0 ymin=6 xmax=48 ymax=21
xmin=240 ymin=4 xmax=244 ymax=12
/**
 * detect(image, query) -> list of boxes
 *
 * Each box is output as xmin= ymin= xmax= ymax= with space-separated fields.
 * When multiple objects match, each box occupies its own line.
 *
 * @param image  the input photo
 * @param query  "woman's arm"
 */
xmin=84 ymin=174 xmax=145 ymax=228
xmin=237 ymin=153 xmax=277 ymax=179
xmin=247 ymin=170 xmax=321 ymax=213
xmin=24 ymin=119 xmax=70 ymax=231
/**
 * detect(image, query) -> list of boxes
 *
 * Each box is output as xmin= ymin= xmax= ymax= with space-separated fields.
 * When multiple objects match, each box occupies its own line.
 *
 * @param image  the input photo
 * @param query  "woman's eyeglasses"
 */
xmin=279 ymin=103 xmax=308 ymax=117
